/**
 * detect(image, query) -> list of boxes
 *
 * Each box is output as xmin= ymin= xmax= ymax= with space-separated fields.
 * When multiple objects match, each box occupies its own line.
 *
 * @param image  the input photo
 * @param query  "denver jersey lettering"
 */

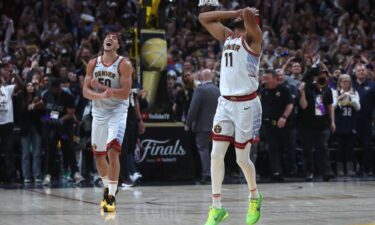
xmin=92 ymin=56 xmax=129 ymax=118
xmin=220 ymin=35 xmax=261 ymax=96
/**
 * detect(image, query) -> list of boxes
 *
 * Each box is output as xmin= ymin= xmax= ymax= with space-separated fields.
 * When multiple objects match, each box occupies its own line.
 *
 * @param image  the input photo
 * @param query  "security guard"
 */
xmin=260 ymin=69 xmax=293 ymax=181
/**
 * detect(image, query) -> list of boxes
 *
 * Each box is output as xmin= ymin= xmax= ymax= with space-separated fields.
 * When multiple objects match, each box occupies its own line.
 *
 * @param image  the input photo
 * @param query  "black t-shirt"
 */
xmin=297 ymin=84 xmax=333 ymax=130
xmin=20 ymin=95 xmax=44 ymax=136
xmin=260 ymin=84 xmax=293 ymax=127
xmin=42 ymin=89 xmax=75 ymax=132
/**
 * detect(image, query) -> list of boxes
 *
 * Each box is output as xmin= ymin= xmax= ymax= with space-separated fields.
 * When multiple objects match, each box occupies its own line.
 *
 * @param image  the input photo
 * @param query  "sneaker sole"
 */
xmin=247 ymin=213 xmax=261 ymax=225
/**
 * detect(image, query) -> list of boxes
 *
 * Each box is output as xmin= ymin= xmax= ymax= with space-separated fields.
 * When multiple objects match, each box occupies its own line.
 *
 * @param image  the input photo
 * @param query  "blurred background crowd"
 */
xmin=0 ymin=0 xmax=375 ymax=185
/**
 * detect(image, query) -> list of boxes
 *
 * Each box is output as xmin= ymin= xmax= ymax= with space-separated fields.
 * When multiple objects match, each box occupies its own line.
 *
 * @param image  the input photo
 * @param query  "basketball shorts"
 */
xmin=91 ymin=112 xmax=127 ymax=156
xmin=212 ymin=95 xmax=262 ymax=149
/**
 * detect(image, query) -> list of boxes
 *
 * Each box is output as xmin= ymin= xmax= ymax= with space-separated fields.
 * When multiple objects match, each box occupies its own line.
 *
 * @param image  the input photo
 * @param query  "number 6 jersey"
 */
xmin=92 ymin=55 xmax=129 ymax=118
xmin=220 ymin=34 xmax=261 ymax=96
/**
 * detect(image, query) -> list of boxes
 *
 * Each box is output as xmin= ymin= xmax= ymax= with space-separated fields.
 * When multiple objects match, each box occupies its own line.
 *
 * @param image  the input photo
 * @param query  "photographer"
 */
xmin=298 ymin=67 xmax=335 ymax=181
xmin=41 ymin=78 xmax=84 ymax=185
xmin=0 ymin=64 xmax=23 ymax=182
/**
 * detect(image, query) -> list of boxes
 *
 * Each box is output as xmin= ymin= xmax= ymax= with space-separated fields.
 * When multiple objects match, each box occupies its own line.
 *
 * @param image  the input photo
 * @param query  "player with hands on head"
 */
xmin=199 ymin=6 xmax=263 ymax=225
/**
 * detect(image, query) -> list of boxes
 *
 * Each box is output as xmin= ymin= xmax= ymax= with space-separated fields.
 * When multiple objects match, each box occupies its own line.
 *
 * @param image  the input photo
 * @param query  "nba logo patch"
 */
xmin=214 ymin=125 xmax=222 ymax=134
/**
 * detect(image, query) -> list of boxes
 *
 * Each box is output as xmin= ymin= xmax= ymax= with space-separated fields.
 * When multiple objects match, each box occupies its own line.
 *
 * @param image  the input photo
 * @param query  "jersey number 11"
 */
xmin=225 ymin=52 xmax=233 ymax=67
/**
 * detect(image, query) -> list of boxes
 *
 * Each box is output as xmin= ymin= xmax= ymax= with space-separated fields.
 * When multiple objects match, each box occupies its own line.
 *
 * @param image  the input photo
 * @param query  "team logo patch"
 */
xmin=92 ymin=144 xmax=97 ymax=150
xmin=214 ymin=125 xmax=222 ymax=134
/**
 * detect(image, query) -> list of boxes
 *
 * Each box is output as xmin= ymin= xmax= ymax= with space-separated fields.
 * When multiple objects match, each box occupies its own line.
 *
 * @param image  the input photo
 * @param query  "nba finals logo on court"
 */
xmin=214 ymin=125 xmax=222 ymax=134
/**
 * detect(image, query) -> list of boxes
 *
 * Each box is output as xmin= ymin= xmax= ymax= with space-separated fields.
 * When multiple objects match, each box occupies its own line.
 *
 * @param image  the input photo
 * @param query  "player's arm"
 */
xmin=199 ymin=10 xmax=238 ymax=42
xmin=242 ymin=7 xmax=263 ymax=54
xmin=108 ymin=59 xmax=133 ymax=100
xmin=82 ymin=59 xmax=110 ymax=100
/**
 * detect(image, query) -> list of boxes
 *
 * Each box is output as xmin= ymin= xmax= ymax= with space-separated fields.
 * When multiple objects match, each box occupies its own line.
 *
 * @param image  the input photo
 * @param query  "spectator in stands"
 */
xmin=175 ymin=71 xmax=195 ymax=121
xmin=327 ymin=68 xmax=342 ymax=90
xmin=0 ymin=64 xmax=23 ymax=182
xmin=20 ymin=81 xmax=44 ymax=183
xmin=41 ymin=78 xmax=84 ymax=185
xmin=353 ymin=64 xmax=375 ymax=176
xmin=185 ymin=69 xmax=220 ymax=184
xmin=289 ymin=61 xmax=304 ymax=84
xmin=333 ymin=74 xmax=360 ymax=176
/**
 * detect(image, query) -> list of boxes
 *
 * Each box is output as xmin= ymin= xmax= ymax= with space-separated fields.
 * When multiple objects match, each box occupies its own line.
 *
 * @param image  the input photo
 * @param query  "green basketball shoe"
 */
xmin=204 ymin=207 xmax=229 ymax=225
xmin=246 ymin=193 xmax=263 ymax=225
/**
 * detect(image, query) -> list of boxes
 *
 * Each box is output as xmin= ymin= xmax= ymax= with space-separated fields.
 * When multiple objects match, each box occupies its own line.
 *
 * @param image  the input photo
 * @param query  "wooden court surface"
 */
xmin=1 ymin=181 xmax=375 ymax=225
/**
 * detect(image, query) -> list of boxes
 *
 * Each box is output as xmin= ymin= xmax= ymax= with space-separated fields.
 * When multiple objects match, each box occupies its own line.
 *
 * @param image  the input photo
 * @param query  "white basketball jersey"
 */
xmin=220 ymin=34 xmax=260 ymax=96
xmin=92 ymin=55 xmax=129 ymax=118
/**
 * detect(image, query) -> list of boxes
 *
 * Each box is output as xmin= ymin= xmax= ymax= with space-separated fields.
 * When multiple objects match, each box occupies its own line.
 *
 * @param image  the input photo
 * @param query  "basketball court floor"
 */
xmin=1 ymin=181 xmax=375 ymax=225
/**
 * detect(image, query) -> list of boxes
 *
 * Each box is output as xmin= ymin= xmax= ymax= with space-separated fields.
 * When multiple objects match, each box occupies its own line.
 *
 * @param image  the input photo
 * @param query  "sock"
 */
xmin=212 ymin=193 xmax=222 ymax=208
xmin=249 ymin=187 xmax=259 ymax=199
xmin=108 ymin=181 xmax=118 ymax=196
xmin=211 ymin=140 xmax=230 ymax=208
xmin=101 ymin=176 xmax=109 ymax=188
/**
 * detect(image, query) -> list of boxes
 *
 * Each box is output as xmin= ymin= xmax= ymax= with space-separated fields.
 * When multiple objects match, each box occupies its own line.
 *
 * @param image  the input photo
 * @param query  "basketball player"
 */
xmin=199 ymin=7 xmax=263 ymax=225
xmin=83 ymin=32 xmax=132 ymax=212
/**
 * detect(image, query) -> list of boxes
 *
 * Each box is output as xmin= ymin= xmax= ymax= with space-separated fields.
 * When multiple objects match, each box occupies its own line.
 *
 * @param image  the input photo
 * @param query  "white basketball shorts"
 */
xmin=91 ymin=112 xmax=127 ymax=156
xmin=212 ymin=95 xmax=262 ymax=149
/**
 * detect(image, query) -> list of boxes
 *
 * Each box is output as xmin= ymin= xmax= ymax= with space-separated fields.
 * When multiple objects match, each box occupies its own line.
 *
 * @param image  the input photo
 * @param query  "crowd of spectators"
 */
xmin=0 ymin=0 xmax=375 ymax=184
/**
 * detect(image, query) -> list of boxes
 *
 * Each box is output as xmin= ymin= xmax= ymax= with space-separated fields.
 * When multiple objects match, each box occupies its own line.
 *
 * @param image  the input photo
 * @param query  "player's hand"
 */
xmin=101 ymin=88 xmax=113 ymax=99
xmin=243 ymin=7 xmax=259 ymax=17
xmin=234 ymin=9 xmax=243 ymax=18
xmin=91 ymin=78 xmax=101 ymax=89
xmin=184 ymin=125 xmax=190 ymax=132
xmin=277 ymin=117 xmax=287 ymax=128
xmin=249 ymin=7 xmax=260 ymax=16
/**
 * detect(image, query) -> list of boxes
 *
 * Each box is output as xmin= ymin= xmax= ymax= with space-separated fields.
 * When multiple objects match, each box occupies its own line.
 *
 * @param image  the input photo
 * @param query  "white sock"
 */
xmin=235 ymin=143 xmax=258 ymax=199
xmin=108 ymin=181 xmax=118 ymax=196
xmin=212 ymin=194 xmax=222 ymax=208
xmin=249 ymin=187 xmax=259 ymax=199
xmin=211 ymin=141 xmax=229 ymax=208
xmin=101 ymin=176 xmax=109 ymax=188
